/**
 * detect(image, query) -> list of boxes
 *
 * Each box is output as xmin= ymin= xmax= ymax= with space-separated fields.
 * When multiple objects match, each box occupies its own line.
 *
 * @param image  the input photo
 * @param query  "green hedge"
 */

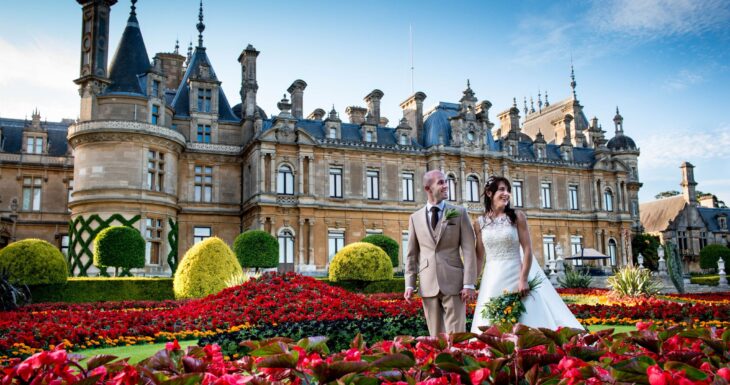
xmin=319 ymin=278 xmax=404 ymax=293
xmin=29 ymin=277 xmax=174 ymax=303
xmin=690 ymin=275 xmax=729 ymax=286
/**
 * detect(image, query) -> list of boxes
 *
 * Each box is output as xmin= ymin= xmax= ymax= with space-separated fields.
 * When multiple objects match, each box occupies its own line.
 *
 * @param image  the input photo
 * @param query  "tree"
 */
xmin=93 ymin=226 xmax=146 ymax=276
xmin=654 ymin=191 xmax=680 ymax=199
xmin=233 ymin=230 xmax=279 ymax=272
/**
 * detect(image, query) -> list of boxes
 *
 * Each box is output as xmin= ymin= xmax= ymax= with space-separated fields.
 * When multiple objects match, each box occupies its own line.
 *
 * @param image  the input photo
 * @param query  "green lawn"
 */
xmin=70 ymin=324 xmax=635 ymax=364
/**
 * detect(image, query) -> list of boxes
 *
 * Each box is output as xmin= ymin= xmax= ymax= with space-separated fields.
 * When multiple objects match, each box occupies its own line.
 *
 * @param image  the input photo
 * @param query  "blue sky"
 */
xmin=1 ymin=0 xmax=729 ymax=204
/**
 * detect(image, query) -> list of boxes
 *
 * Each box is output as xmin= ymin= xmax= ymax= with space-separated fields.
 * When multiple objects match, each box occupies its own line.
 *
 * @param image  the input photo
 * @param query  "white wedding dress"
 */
xmin=470 ymin=215 xmax=583 ymax=333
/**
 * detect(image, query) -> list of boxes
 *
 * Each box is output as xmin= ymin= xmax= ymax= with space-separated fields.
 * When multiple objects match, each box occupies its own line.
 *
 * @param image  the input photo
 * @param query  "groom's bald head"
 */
xmin=423 ymin=170 xmax=444 ymax=188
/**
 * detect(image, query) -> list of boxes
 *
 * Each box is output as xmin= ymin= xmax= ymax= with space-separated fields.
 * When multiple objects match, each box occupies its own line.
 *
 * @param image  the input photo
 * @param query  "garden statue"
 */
xmin=657 ymin=246 xmax=667 ymax=276
xmin=637 ymin=253 xmax=644 ymax=268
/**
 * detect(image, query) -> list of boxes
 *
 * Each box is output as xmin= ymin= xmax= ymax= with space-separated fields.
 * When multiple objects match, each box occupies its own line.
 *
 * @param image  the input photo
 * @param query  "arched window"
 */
xmin=604 ymin=189 xmax=614 ymax=212
xmin=278 ymin=229 xmax=294 ymax=265
xmin=608 ymin=239 xmax=617 ymax=266
xmin=467 ymin=175 xmax=479 ymax=202
xmin=447 ymin=175 xmax=457 ymax=201
xmin=277 ymin=165 xmax=294 ymax=195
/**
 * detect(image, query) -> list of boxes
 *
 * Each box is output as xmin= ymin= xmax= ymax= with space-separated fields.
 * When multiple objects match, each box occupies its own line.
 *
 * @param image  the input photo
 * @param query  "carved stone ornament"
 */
xmin=275 ymin=122 xmax=297 ymax=143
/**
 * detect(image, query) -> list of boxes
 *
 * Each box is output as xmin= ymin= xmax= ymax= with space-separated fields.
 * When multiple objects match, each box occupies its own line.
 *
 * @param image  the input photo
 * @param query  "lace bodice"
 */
xmin=479 ymin=215 xmax=521 ymax=261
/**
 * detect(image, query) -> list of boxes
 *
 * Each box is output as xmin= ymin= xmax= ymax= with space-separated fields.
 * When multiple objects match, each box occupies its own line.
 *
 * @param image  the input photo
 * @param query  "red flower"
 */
xmin=110 ymin=364 xmax=139 ymax=385
xmin=558 ymin=356 xmax=585 ymax=371
xmin=648 ymin=365 xmax=672 ymax=385
xmin=718 ymin=368 xmax=730 ymax=381
xmin=166 ymin=340 xmax=181 ymax=351
xmin=469 ymin=368 xmax=491 ymax=385
xmin=636 ymin=321 xmax=653 ymax=331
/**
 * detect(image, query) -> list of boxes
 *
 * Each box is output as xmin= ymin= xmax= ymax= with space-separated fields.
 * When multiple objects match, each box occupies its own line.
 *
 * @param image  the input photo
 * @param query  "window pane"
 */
xmin=22 ymin=187 xmax=31 ymax=210
xmin=33 ymin=187 xmax=41 ymax=211
xmin=27 ymin=137 xmax=34 ymax=153
xmin=194 ymin=185 xmax=201 ymax=201
xmin=35 ymin=139 xmax=43 ymax=154
xmin=204 ymin=186 xmax=212 ymax=202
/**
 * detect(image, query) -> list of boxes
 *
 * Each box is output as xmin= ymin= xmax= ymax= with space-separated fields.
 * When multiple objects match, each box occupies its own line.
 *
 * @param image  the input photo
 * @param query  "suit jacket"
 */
xmin=404 ymin=203 xmax=477 ymax=297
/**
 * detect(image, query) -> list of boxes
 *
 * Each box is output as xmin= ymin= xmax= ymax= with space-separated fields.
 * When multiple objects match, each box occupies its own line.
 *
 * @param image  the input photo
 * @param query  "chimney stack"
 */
xmin=154 ymin=52 xmax=185 ymax=92
xmin=345 ymin=106 xmax=368 ymax=125
xmin=680 ymin=161 xmax=698 ymax=205
xmin=399 ymin=92 xmax=427 ymax=144
xmin=287 ymin=79 xmax=307 ymax=119
xmin=238 ymin=44 xmax=260 ymax=119
xmin=364 ymin=89 xmax=384 ymax=124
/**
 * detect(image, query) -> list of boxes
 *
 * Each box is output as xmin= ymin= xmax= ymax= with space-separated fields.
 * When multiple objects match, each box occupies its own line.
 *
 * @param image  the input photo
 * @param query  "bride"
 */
xmin=470 ymin=176 xmax=583 ymax=332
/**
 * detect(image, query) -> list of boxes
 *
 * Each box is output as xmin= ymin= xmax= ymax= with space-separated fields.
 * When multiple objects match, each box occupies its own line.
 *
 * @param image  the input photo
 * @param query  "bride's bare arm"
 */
xmin=472 ymin=219 xmax=485 ymax=277
xmin=516 ymin=210 xmax=532 ymax=295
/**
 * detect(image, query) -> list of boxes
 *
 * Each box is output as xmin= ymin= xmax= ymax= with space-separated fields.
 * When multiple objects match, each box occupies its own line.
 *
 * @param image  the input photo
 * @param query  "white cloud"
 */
xmin=0 ymin=36 xmax=78 ymax=120
xmin=588 ymin=0 xmax=730 ymax=38
xmin=662 ymin=69 xmax=704 ymax=91
xmin=638 ymin=123 xmax=730 ymax=170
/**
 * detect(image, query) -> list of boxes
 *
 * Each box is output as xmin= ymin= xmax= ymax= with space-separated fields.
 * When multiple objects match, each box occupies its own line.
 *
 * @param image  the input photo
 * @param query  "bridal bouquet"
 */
xmin=481 ymin=276 xmax=544 ymax=325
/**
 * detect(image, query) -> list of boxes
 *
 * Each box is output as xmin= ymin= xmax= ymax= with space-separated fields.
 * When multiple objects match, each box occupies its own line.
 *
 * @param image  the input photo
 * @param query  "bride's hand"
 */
xmin=518 ymin=278 xmax=530 ymax=298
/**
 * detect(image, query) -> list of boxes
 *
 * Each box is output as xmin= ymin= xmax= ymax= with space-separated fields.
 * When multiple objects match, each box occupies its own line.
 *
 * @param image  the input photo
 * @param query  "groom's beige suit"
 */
xmin=405 ymin=203 xmax=477 ymax=335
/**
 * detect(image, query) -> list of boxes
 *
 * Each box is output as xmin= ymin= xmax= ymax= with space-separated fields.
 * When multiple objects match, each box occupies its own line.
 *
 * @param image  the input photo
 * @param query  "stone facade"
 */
xmin=0 ymin=1 xmax=641 ymax=276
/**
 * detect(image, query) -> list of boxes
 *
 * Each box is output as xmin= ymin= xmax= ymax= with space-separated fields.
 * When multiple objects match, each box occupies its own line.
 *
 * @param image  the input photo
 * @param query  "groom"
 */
xmin=404 ymin=170 xmax=477 ymax=336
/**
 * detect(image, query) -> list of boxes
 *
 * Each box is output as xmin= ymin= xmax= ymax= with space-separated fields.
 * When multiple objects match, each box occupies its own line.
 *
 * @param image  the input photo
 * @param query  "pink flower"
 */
xmin=558 ymin=356 xmax=585 ymax=371
xmin=718 ymin=368 xmax=730 ymax=381
xmin=647 ymin=365 xmax=671 ymax=385
xmin=636 ymin=321 xmax=653 ymax=331
xmin=469 ymin=368 xmax=491 ymax=385
xmin=15 ymin=362 xmax=33 ymax=382
xmin=166 ymin=340 xmax=181 ymax=351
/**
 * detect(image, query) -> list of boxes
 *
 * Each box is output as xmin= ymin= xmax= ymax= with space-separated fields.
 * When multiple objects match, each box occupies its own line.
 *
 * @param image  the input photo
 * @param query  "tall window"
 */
xmin=277 ymin=165 xmax=294 ymax=195
xmin=570 ymin=235 xmax=583 ymax=266
xmin=540 ymin=182 xmax=552 ymax=209
xmin=151 ymin=104 xmax=160 ymax=125
xmin=677 ymin=231 xmax=688 ymax=252
xmin=608 ymin=239 xmax=617 ymax=266
xmin=720 ymin=216 xmax=728 ymax=231
xmin=569 ymin=185 xmax=579 ymax=210
xmin=193 ymin=226 xmax=211 ymax=244
xmin=151 ymin=80 xmax=160 ymax=97
xmin=512 ymin=181 xmax=523 ymax=207
xmin=60 ymin=235 xmax=70 ymax=257
xmin=329 ymin=127 xmax=337 ymax=139
xmin=194 ymin=165 xmax=213 ymax=202
xmin=700 ymin=231 xmax=708 ymax=250
xmin=402 ymin=172 xmax=414 ymax=201
xmin=278 ymin=230 xmax=294 ymax=264
xmin=26 ymin=136 xmax=44 ymax=154
xmin=197 ymin=88 xmax=212 ymax=112
xmin=366 ymin=170 xmax=380 ymax=200
xmin=329 ymin=167 xmax=342 ymax=198
xmin=365 ymin=131 xmax=373 ymax=143
xmin=467 ymin=176 xmax=479 ymax=202
xmin=147 ymin=150 xmax=165 ymax=192
xmin=145 ymin=218 xmax=164 ymax=265
xmin=22 ymin=176 xmax=42 ymax=211
xmin=604 ymin=189 xmax=614 ymax=212
xmin=447 ymin=175 xmax=457 ymax=201
xmin=328 ymin=230 xmax=345 ymax=262
xmin=631 ymin=200 xmax=639 ymax=216
xmin=400 ymin=134 xmax=409 ymax=145
xmin=543 ymin=236 xmax=556 ymax=263
xmin=196 ymin=125 xmax=211 ymax=143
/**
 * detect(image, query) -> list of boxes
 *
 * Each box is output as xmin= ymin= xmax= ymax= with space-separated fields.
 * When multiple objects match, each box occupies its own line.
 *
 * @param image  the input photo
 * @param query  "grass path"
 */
xmin=71 ymin=324 xmax=635 ymax=364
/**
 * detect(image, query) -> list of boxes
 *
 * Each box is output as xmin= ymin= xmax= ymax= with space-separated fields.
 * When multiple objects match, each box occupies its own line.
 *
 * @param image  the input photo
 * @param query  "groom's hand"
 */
xmin=404 ymin=288 xmax=415 ymax=303
xmin=460 ymin=288 xmax=476 ymax=302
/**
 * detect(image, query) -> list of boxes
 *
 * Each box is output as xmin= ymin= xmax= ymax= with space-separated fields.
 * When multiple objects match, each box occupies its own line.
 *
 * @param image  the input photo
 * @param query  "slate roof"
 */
xmin=422 ymin=102 xmax=497 ymax=150
xmin=171 ymin=47 xmax=238 ymax=122
xmin=640 ymin=195 xmax=687 ymax=233
xmin=698 ymin=207 xmax=730 ymax=232
xmin=262 ymin=118 xmax=413 ymax=147
xmin=104 ymin=12 xmax=151 ymax=95
xmin=0 ymin=118 xmax=71 ymax=156
xmin=607 ymin=134 xmax=638 ymax=151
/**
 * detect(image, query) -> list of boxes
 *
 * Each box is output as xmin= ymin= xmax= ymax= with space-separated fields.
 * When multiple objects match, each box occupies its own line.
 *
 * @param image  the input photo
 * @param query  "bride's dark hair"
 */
xmin=483 ymin=176 xmax=517 ymax=225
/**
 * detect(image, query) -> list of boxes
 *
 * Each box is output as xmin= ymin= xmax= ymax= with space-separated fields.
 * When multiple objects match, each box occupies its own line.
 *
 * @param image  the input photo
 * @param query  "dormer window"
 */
xmin=197 ymin=125 xmax=211 ymax=143
xmin=400 ymin=134 xmax=409 ymax=145
xmin=151 ymin=104 xmax=160 ymax=125
xmin=365 ymin=131 xmax=373 ymax=143
xmin=151 ymin=80 xmax=160 ymax=98
xmin=720 ymin=216 xmax=728 ymax=231
xmin=329 ymin=127 xmax=337 ymax=139
xmin=537 ymin=147 xmax=544 ymax=159
xmin=467 ymin=131 xmax=475 ymax=142
xmin=26 ymin=136 xmax=43 ymax=154
xmin=197 ymin=88 xmax=212 ymax=113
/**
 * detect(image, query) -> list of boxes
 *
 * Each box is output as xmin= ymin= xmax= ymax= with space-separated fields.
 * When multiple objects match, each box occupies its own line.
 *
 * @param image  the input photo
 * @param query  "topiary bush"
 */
xmin=665 ymin=241 xmax=685 ymax=293
xmin=0 ymin=239 xmax=68 ymax=285
xmin=328 ymin=242 xmax=393 ymax=283
xmin=93 ymin=226 xmax=146 ymax=277
xmin=699 ymin=244 xmax=730 ymax=271
xmin=173 ymin=237 xmax=243 ymax=299
xmin=233 ymin=230 xmax=278 ymax=272
xmin=361 ymin=234 xmax=399 ymax=268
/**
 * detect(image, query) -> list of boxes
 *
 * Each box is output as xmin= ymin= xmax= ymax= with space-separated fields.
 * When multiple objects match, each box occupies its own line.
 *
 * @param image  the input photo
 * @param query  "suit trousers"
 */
xmin=421 ymin=292 xmax=466 ymax=336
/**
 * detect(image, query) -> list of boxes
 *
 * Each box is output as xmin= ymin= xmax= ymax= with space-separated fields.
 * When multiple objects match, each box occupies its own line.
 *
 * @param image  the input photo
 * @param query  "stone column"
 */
xmin=269 ymin=218 xmax=277 ymax=237
xmin=459 ymin=159 xmax=466 ymax=202
xmin=270 ymin=154 xmax=277 ymax=193
xmin=298 ymin=219 xmax=305 ymax=266
xmin=260 ymin=153 xmax=267 ymax=192
xmin=308 ymin=156 xmax=315 ymax=196
xmin=298 ymin=156 xmax=304 ymax=194
xmin=308 ymin=219 xmax=315 ymax=266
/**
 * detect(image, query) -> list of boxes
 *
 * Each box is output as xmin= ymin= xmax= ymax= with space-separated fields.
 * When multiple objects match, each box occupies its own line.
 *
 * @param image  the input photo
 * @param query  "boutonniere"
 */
xmin=444 ymin=208 xmax=460 ymax=220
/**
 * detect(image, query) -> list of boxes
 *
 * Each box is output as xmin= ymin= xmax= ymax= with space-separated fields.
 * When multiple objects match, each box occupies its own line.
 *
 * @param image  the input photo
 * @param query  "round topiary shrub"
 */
xmin=0 ymin=239 xmax=68 ymax=285
xmin=699 ymin=244 xmax=730 ymax=271
xmin=329 ymin=242 xmax=393 ymax=282
xmin=93 ymin=226 xmax=145 ymax=276
xmin=233 ymin=230 xmax=278 ymax=272
xmin=361 ymin=234 xmax=399 ymax=268
xmin=173 ymin=237 xmax=243 ymax=299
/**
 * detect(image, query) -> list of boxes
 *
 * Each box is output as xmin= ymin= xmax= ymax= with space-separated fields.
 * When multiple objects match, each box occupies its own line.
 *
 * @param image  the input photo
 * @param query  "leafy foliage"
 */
xmin=328 ymin=242 xmax=393 ymax=282
xmin=0 ymin=238 xmax=68 ymax=285
xmin=665 ymin=241 xmax=685 ymax=293
xmin=93 ymin=226 xmax=145 ymax=276
xmin=29 ymin=277 xmax=174 ymax=303
xmin=224 ymin=270 xmax=260 ymax=288
xmin=558 ymin=266 xmax=594 ymax=288
xmin=361 ymin=234 xmax=399 ymax=267
xmin=699 ymin=243 xmax=730 ymax=270
xmin=607 ymin=265 xmax=662 ymax=297
xmin=481 ymin=276 xmax=544 ymax=325
xmin=0 ymin=268 xmax=31 ymax=310
xmin=173 ymin=237 xmax=243 ymax=299
xmin=632 ymin=233 xmax=661 ymax=271
xmin=232 ymin=230 xmax=278 ymax=271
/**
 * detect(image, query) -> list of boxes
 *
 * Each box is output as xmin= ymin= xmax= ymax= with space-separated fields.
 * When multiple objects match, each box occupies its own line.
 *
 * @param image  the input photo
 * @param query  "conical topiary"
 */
xmin=173 ymin=237 xmax=243 ymax=299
